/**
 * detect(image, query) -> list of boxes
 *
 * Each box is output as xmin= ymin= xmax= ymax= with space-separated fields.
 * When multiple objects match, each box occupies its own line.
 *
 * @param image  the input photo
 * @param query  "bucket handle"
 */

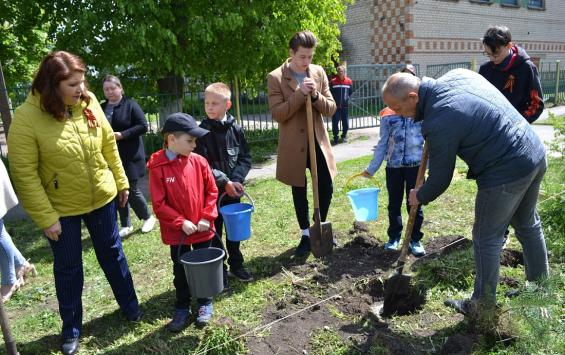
xmin=177 ymin=229 xmax=222 ymax=262
xmin=218 ymin=191 xmax=255 ymax=210
xmin=345 ymin=173 xmax=379 ymax=190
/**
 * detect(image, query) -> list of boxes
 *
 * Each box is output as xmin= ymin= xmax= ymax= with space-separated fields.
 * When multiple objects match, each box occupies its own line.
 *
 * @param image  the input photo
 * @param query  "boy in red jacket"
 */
xmin=147 ymin=113 xmax=218 ymax=332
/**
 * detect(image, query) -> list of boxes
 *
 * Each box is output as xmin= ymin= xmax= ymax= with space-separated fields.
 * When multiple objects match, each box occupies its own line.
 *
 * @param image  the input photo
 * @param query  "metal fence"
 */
xmin=3 ymin=60 xmax=564 ymax=151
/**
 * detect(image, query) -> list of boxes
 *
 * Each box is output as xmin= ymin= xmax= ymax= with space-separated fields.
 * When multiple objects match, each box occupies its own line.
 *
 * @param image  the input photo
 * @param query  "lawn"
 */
xmin=3 ymin=155 xmax=564 ymax=354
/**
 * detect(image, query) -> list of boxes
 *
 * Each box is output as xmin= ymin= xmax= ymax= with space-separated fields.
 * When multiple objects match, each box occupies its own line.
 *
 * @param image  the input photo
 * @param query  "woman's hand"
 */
xmin=114 ymin=132 xmax=124 ymax=141
xmin=409 ymin=188 xmax=420 ymax=206
xmin=119 ymin=189 xmax=129 ymax=208
xmin=361 ymin=171 xmax=372 ymax=178
xmin=182 ymin=220 xmax=197 ymax=235
xmin=197 ymin=219 xmax=210 ymax=232
xmin=44 ymin=221 xmax=62 ymax=241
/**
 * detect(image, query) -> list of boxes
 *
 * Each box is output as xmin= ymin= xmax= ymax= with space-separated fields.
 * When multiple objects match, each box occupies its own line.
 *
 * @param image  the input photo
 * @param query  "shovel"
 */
xmin=306 ymin=94 xmax=333 ymax=257
xmin=383 ymin=140 xmax=429 ymax=315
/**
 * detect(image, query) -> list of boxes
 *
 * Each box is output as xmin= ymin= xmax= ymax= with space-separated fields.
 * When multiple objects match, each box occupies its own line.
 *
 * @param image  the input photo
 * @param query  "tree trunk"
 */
xmin=157 ymin=75 xmax=185 ymax=126
xmin=0 ymin=61 xmax=13 ymax=139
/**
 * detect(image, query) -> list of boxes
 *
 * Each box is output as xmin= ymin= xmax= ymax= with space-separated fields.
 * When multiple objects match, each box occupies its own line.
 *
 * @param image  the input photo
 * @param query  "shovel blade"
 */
xmin=310 ymin=221 xmax=333 ymax=258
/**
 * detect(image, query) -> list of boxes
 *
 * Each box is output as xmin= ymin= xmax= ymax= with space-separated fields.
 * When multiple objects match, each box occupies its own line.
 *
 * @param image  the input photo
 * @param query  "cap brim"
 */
xmin=189 ymin=127 xmax=209 ymax=138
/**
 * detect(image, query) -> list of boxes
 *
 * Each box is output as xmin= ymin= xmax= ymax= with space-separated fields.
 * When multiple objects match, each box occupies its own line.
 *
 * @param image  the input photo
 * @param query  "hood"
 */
xmin=496 ymin=45 xmax=530 ymax=72
xmin=201 ymin=114 xmax=236 ymax=132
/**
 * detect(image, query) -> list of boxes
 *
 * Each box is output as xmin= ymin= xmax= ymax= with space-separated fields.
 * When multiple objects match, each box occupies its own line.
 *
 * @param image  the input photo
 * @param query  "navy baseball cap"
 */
xmin=162 ymin=113 xmax=209 ymax=138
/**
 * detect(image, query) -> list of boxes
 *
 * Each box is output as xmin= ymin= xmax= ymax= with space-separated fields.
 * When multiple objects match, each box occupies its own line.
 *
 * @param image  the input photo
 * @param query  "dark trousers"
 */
xmin=170 ymin=240 xmax=213 ymax=310
xmin=48 ymin=201 xmax=139 ymax=339
xmin=211 ymin=198 xmax=244 ymax=271
xmin=292 ymin=140 xmax=333 ymax=230
xmin=332 ymin=106 xmax=349 ymax=140
xmin=118 ymin=178 xmax=151 ymax=227
xmin=385 ymin=166 xmax=424 ymax=243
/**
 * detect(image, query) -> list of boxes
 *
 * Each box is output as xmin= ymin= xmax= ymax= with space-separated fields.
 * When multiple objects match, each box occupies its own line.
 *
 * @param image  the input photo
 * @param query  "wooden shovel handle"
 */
xmin=397 ymin=140 xmax=429 ymax=268
xmin=306 ymin=94 xmax=322 ymax=222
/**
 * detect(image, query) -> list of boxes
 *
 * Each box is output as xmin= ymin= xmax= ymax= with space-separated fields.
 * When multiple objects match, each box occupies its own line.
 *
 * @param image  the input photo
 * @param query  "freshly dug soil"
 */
xmin=500 ymin=249 xmax=524 ymax=267
xmin=245 ymin=226 xmax=472 ymax=354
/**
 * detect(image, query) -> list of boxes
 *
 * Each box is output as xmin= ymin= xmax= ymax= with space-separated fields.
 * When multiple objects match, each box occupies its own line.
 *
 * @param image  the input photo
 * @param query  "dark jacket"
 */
xmin=330 ymin=75 xmax=353 ymax=108
xmin=101 ymin=97 xmax=148 ymax=179
xmin=414 ymin=69 xmax=545 ymax=205
xmin=195 ymin=115 xmax=252 ymax=198
xmin=479 ymin=45 xmax=544 ymax=123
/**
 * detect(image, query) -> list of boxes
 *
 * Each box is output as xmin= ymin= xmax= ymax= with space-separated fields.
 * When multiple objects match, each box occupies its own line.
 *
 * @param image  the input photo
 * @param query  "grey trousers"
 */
xmin=472 ymin=158 xmax=549 ymax=304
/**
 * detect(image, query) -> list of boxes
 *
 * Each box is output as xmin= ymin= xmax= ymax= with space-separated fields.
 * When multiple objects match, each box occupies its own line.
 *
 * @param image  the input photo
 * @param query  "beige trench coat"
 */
xmin=267 ymin=59 xmax=337 ymax=187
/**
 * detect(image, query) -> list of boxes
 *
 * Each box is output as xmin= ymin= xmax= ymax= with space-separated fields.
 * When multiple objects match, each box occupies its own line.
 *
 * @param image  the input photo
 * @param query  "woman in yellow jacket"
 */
xmin=7 ymin=51 xmax=141 ymax=355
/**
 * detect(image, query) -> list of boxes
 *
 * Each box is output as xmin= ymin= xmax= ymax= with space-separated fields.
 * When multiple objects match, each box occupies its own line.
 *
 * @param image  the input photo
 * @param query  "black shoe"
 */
xmin=341 ymin=137 xmax=348 ymax=143
xmin=127 ymin=310 xmax=143 ymax=322
xmin=167 ymin=308 xmax=191 ymax=332
xmin=61 ymin=337 xmax=79 ymax=355
xmin=230 ymin=267 xmax=253 ymax=282
xmin=505 ymin=289 xmax=521 ymax=298
xmin=332 ymin=138 xmax=339 ymax=146
xmin=295 ymin=236 xmax=311 ymax=257
xmin=444 ymin=298 xmax=475 ymax=316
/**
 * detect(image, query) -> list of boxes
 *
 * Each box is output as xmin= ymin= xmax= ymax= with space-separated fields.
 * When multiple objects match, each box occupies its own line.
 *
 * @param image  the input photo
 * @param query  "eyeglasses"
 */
xmin=482 ymin=50 xmax=502 ymax=59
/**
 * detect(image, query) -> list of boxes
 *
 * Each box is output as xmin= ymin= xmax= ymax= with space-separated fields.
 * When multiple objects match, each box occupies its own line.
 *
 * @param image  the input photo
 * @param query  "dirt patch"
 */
xmin=440 ymin=333 xmax=478 ymax=354
xmin=500 ymin=249 xmax=524 ymax=267
xmin=246 ymin=225 xmax=474 ymax=354
xmin=499 ymin=276 xmax=520 ymax=288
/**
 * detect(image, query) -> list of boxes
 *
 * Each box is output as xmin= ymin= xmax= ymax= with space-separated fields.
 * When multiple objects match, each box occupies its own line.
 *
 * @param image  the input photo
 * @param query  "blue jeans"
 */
xmin=332 ymin=106 xmax=349 ymax=141
xmin=472 ymin=158 xmax=549 ymax=304
xmin=0 ymin=219 xmax=26 ymax=285
xmin=48 ymin=201 xmax=140 ymax=339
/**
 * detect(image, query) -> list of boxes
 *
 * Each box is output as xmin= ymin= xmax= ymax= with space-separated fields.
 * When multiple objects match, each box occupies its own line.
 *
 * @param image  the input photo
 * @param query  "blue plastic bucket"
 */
xmin=219 ymin=192 xmax=254 ymax=242
xmin=347 ymin=187 xmax=380 ymax=222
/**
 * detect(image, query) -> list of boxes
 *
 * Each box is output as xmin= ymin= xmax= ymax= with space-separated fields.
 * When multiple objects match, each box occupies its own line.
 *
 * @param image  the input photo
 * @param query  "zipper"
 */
xmin=71 ymin=118 xmax=96 ymax=208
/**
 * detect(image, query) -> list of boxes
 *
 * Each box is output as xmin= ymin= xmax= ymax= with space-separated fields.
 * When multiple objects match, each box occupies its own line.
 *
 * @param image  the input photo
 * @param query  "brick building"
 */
xmin=340 ymin=0 xmax=565 ymax=71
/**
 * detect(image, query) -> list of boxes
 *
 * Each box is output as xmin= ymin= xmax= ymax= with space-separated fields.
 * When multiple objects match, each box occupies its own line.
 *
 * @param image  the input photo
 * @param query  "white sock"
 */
xmin=302 ymin=229 xmax=310 ymax=237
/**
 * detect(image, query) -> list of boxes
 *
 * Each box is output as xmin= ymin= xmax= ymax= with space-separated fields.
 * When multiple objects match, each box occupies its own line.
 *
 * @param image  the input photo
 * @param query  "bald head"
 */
xmin=382 ymin=73 xmax=421 ymax=100
xmin=382 ymin=73 xmax=421 ymax=119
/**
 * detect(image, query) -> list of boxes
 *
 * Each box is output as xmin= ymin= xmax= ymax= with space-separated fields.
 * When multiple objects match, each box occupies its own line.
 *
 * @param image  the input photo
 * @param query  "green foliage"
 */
xmin=547 ymin=113 xmax=565 ymax=156
xmin=45 ymin=0 xmax=351 ymax=88
xmin=194 ymin=325 xmax=247 ymax=354
xmin=539 ymin=158 xmax=565 ymax=263
xmin=0 ymin=0 xmax=51 ymax=85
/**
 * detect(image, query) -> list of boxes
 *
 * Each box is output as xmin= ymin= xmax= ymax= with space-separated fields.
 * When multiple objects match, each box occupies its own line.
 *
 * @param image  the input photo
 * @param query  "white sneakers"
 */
xmin=141 ymin=216 xmax=156 ymax=233
xmin=119 ymin=216 xmax=156 ymax=238
xmin=119 ymin=226 xmax=134 ymax=238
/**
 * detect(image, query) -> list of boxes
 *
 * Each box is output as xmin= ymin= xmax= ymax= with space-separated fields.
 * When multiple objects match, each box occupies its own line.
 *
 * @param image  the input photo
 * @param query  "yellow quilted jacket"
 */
xmin=7 ymin=91 xmax=129 ymax=229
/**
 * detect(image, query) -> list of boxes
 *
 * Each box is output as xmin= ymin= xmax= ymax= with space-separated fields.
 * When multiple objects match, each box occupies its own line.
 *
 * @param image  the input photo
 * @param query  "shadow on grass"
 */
xmin=18 ymin=289 xmax=202 ymax=354
xmin=340 ymin=316 xmax=477 ymax=354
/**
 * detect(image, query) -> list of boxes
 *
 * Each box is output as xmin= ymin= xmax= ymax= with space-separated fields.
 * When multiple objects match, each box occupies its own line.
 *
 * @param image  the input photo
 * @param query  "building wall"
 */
xmin=340 ymin=0 xmax=565 ymax=68
xmin=340 ymin=0 xmax=374 ymax=65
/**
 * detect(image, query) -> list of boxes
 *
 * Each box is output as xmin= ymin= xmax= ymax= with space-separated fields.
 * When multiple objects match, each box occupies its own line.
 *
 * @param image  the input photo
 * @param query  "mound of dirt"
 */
xmin=246 ymin=226 xmax=479 ymax=354
xmin=500 ymin=249 xmax=524 ymax=267
xmin=499 ymin=276 xmax=520 ymax=288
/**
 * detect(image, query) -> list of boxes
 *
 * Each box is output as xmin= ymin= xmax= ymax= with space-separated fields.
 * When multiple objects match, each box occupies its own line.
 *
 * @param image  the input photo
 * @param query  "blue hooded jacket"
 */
xmin=366 ymin=107 xmax=424 ymax=174
xmin=415 ymin=69 xmax=546 ymax=205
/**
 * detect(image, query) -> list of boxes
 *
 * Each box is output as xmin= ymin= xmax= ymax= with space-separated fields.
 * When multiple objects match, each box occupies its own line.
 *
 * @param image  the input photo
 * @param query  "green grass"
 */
xmin=4 ymin=155 xmax=564 ymax=354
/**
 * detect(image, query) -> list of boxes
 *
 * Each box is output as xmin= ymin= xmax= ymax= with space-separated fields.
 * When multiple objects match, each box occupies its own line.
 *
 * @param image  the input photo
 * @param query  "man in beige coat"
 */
xmin=267 ymin=30 xmax=337 ymax=256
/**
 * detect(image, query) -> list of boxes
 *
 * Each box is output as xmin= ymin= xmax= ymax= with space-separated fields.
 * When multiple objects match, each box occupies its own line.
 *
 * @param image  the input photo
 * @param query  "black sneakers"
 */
xmin=230 ymin=268 xmax=253 ymax=282
xmin=295 ymin=235 xmax=311 ymax=257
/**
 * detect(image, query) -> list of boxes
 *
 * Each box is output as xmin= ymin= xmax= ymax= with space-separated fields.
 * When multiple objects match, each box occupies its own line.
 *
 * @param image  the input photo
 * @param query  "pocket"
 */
xmin=227 ymin=147 xmax=239 ymax=169
xmin=43 ymin=173 xmax=59 ymax=191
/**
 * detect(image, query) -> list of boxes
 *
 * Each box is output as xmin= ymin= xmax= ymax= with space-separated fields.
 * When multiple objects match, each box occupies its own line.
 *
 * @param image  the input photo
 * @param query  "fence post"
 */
xmin=554 ymin=60 xmax=561 ymax=105
xmin=0 ymin=61 xmax=13 ymax=137
xmin=471 ymin=57 xmax=477 ymax=72
xmin=233 ymin=75 xmax=241 ymax=123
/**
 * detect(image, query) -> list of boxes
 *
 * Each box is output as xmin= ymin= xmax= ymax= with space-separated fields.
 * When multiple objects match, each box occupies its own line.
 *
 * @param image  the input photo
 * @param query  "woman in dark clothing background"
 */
xmin=102 ymin=75 xmax=156 ymax=237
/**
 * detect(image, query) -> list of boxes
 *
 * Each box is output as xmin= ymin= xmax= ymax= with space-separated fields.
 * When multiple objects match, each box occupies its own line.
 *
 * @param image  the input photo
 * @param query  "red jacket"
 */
xmin=147 ymin=150 xmax=218 ymax=245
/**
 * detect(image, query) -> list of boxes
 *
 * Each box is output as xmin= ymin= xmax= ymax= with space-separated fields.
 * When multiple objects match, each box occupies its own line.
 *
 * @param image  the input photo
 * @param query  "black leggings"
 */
xmin=291 ymin=141 xmax=333 ymax=230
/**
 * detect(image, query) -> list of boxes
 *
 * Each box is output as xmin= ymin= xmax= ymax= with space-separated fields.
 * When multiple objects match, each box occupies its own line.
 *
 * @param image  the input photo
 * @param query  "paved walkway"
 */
xmin=4 ymin=106 xmax=561 ymax=221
